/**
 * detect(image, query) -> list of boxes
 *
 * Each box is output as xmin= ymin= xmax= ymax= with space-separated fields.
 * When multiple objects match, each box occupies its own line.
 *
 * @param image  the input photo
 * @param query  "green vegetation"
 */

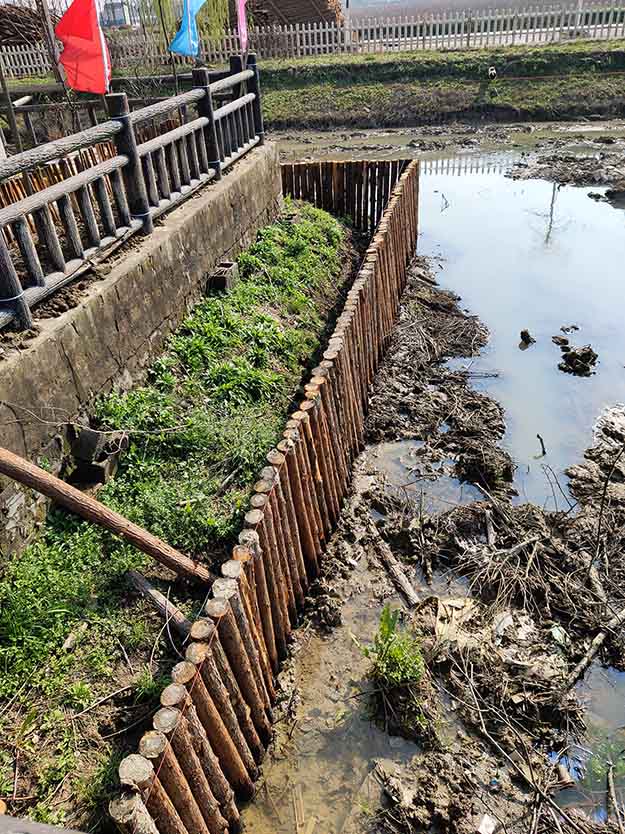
xmin=360 ymin=604 xmax=434 ymax=743
xmin=261 ymin=39 xmax=625 ymax=87
xmin=258 ymin=40 xmax=625 ymax=127
xmin=263 ymin=72 xmax=625 ymax=127
xmin=0 ymin=202 xmax=353 ymax=828
xmin=362 ymin=604 xmax=424 ymax=689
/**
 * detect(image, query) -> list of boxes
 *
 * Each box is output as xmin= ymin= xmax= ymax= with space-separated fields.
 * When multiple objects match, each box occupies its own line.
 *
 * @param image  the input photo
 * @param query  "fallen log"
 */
xmin=365 ymin=515 xmax=419 ymax=608
xmin=0 ymin=446 xmax=213 ymax=585
xmin=127 ymin=570 xmax=192 ymax=637
xmin=564 ymin=602 xmax=625 ymax=689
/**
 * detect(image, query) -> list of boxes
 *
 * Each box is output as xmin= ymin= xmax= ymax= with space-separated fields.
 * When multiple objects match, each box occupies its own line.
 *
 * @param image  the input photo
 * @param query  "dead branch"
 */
xmin=127 ymin=570 xmax=191 ymax=637
xmin=564 ymin=602 xmax=625 ymax=689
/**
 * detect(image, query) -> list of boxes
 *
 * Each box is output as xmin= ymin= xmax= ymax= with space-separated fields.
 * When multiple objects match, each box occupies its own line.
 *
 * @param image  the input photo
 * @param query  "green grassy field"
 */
xmin=259 ymin=40 xmax=625 ymax=127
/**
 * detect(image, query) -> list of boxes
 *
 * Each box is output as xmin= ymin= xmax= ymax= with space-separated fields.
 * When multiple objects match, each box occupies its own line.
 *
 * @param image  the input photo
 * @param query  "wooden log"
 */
xmin=157 ymin=686 xmax=239 ymax=831
xmin=127 ymin=570 xmax=191 ymax=637
xmin=109 ymin=791 xmax=159 ymax=834
xmin=170 ymin=660 xmax=254 ymax=799
xmin=221 ymin=559 xmax=275 ymax=701
xmin=245 ymin=510 xmax=288 ymax=659
xmin=369 ymin=522 xmax=419 ymax=608
xmin=139 ymin=731 xmax=213 ymax=834
xmin=230 ymin=546 xmax=265 ymax=660
xmin=0 ymin=447 xmax=213 ymax=585
xmin=238 ymin=529 xmax=278 ymax=673
xmin=266 ymin=449 xmax=307 ymax=602
xmin=277 ymin=434 xmax=319 ymax=580
xmin=205 ymin=596 xmax=272 ymax=738
xmin=152 ymin=708 xmax=229 ymax=834
xmin=185 ymin=639 xmax=264 ymax=766
xmin=118 ymin=755 xmax=188 ymax=834
xmin=213 ymin=575 xmax=273 ymax=716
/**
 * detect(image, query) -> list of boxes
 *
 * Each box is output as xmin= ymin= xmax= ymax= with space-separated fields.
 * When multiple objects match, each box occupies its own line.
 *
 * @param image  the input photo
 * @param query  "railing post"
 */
xmin=105 ymin=92 xmax=153 ymax=235
xmin=0 ymin=230 xmax=32 ymax=329
xmin=192 ymin=67 xmax=222 ymax=181
xmin=246 ymin=53 xmax=265 ymax=146
xmin=229 ymin=54 xmax=244 ymax=100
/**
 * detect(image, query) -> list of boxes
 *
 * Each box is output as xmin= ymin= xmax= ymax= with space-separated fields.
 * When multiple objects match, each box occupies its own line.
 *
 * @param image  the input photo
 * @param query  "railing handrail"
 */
xmin=0 ymin=119 xmax=122 ymax=181
xmin=129 ymin=88 xmax=205 ymax=125
xmin=0 ymin=56 xmax=265 ymax=332
xmin=0 ymin=154 xmax=127 ymax=227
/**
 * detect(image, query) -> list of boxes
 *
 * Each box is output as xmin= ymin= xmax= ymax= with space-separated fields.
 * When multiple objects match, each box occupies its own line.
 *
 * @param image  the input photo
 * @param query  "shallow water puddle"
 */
xmin=419 ymin=153 xmax=625 ymax=508
xmin=421 ymin=153 xmax=625 ymax=817
xmin=242 ymin=557 xmax=418 ymax=833
xmin=368 ymin=439 xmax=483 ymax=512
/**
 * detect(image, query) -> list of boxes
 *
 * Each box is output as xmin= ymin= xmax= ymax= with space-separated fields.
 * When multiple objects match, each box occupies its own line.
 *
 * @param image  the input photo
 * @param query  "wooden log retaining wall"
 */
xmin=112 ymin=159 xmax=419 ymax=834
xmin=282 ymin=158 xmax=409 ymax=235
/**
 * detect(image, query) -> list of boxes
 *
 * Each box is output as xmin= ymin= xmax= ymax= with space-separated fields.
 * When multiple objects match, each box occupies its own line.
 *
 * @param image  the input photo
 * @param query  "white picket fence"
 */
xmin=2 ymin=1 xmax=625 ymax=78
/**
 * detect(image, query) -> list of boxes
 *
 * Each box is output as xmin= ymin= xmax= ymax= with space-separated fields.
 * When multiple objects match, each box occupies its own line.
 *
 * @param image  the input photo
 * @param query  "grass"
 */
xmin=260 ymin=39 xmax=625 ymax=86
xmin=0 ymin=201 xmax=355 ymax=829
xmin=362 ymin=604 xmax=424 ymax=690
xmin=263 ymin=72 xmax=625 ymax=127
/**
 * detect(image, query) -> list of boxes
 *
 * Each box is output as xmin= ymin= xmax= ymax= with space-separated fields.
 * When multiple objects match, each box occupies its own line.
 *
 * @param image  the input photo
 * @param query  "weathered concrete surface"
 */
xmin=0 ymin=143 xmax=282 ymax=558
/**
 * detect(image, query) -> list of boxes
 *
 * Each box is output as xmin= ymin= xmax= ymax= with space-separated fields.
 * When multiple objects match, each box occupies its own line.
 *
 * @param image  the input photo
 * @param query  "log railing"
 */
xmin=0 ymin=55 xmax=264 ymax=333
xmin=110 ymin=159 xmax=420 ymax=834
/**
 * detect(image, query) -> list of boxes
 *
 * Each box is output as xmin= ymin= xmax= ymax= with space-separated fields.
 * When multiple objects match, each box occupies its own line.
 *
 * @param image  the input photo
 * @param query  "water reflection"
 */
xmin=369 ymin=439 xmax=483 ymax=511
xmin=419 ymin=155 xmax=625 ymax=508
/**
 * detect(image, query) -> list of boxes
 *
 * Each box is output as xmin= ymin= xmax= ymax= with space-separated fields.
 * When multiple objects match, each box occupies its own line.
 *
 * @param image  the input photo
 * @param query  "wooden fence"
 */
xmin=0 ymin=55 xmax=264 ymax=333
xmin=282 ymin=158 xmax=410 ymax=235
xmin=2 ymin=1 xmax=625 ymax=77
xmin=109 ymin=158 xmax=420 ymax=834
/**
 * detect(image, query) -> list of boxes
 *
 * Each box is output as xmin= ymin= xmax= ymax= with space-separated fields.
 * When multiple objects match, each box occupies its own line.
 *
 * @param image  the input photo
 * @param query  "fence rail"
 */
xmin=0 ymin=55 xmax=264 ymax=332
xmin=1 ymin=0 xmax=624 ymax=77
xmin=109 ymin=157 xmax=420 ymax=834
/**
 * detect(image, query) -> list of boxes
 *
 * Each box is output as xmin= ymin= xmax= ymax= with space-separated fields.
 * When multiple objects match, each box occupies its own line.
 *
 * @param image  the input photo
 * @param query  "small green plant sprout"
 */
xmin=362 ymin=604 xmax=424 ymax=690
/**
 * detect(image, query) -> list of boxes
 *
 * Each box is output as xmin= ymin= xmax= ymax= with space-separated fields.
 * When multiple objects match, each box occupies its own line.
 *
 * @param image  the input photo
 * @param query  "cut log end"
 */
xmin=119 ymin=754 xmax=154 ymax=791
xmin=205 ymin=597 xmax=229 ymax=619
xmin=160 ymin=683 xmax=188 ymax=708
xmin=190 ymin=618 xmax=215 ymax=642
xmin=139 ymin=730 xmax=168 ymax=760
xmin=153 ymin=706 xmax=181 ymax=735
xmin=171 ymin=660 xmax=197 ymax=686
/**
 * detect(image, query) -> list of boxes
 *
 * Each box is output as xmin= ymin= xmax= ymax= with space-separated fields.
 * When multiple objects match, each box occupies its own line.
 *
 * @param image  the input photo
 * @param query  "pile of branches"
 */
xmin=0 ymin=3 xmax=57 ymax=46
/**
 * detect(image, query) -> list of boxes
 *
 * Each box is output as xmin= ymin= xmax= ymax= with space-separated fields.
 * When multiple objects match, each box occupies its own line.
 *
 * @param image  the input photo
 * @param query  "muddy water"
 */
xmin=420 ymin=153 xmax=625 ymax=812
xmin=242 ymin=556 xmax=419 ymax=834
xmin=247 ymin=135 xmax=625 ymax=829
xmin=420 ymin=155 xmax=625 ymax=509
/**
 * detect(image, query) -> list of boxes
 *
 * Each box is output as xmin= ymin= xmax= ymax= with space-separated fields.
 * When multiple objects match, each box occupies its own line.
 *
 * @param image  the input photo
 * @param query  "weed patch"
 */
xmin=360 ymin=605 xmax=439 ymax=746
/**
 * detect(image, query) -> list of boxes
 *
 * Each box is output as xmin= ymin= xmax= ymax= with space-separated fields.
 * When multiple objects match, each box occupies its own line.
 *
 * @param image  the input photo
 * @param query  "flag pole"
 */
xmin=37 ymin=0 xmax=66 ymax=83
xmin=0 ymin=50 xmax=22 ymax=153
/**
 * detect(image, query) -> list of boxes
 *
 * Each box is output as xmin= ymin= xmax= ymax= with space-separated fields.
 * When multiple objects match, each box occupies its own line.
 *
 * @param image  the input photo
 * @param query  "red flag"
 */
xmin=55 ymin=0 xmax=111 ymax=95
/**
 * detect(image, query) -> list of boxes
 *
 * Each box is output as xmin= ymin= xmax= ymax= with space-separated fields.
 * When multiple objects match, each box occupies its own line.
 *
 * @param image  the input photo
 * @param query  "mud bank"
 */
xmin=244 ymin=258 xmax=625 ymax=834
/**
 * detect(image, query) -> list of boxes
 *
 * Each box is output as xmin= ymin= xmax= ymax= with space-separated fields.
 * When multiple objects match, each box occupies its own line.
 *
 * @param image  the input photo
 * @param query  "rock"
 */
xmin=520 ymin=329 xmax=535 ymax=345
xmin=552 ymin=335 xmax=569 ymax=347
xmin=558 ymin=344 xmax=598 ymax=376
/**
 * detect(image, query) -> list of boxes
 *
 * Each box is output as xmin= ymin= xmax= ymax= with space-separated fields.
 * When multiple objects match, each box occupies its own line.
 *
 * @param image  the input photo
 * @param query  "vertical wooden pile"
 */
xmin=281 ymin=158 xmax=409 ymax=236
xmin=112 ymin=159 xmax=420 ymax=834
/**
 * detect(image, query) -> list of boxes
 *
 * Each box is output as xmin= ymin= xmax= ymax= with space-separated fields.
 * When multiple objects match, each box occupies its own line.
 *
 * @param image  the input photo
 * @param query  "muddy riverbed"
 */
xmin=244 ymin=133 xmax=625 ymax=833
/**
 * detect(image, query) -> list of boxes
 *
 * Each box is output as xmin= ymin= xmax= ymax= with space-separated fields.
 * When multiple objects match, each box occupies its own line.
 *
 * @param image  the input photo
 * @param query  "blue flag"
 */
xmin=169 ymin=0 xmax=206 ymax=57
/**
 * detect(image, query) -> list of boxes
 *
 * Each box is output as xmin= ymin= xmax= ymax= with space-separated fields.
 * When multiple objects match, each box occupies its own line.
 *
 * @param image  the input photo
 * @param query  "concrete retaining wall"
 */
xmin=0 ymin=143 xmax=283 ymax=559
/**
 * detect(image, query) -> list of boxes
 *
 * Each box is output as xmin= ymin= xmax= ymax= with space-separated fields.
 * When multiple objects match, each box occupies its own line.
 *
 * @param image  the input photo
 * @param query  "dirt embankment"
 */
xmin=261 ymin=257 xmax=625 ymax=834
xmin=264 ymin=75 xmax=625 ymax=130
xmin=262 ymin=42 xmax=625 ymax=129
